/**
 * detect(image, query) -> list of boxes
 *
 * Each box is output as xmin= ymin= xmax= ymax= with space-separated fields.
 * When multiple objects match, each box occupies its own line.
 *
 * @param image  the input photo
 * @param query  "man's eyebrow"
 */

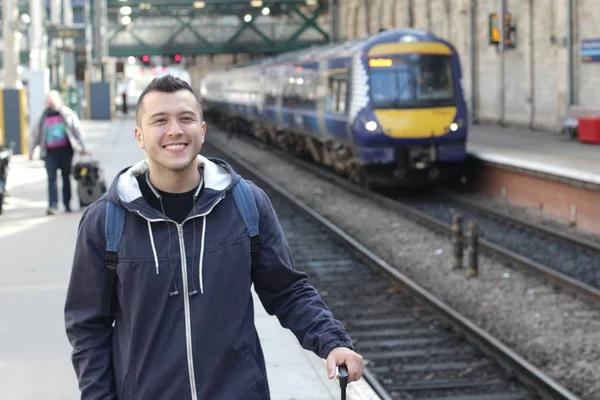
xmin=149 ymin=112 xmax=167 ymax=119
xmin=149 ymin=110 xmax=197 ymax=119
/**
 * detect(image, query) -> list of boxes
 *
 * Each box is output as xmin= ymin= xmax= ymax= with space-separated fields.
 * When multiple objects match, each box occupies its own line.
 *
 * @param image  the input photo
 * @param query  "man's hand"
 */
xmin=326 ymin=347 xmax=364 ymax=383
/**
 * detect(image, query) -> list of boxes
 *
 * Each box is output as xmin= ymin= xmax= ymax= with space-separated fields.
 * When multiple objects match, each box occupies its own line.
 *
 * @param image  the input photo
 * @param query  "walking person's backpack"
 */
xmin=101 ymin=178 xmax=260 ymax=315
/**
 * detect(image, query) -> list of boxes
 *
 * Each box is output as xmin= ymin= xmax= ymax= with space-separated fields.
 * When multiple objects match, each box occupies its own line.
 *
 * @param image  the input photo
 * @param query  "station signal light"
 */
xmin=172 ymin=54 xmax=182 ymax=63
xmin=141 ymin=54 xmax=151 ymax=65
xmin=489 ymin=12 xmax=516 ymax=48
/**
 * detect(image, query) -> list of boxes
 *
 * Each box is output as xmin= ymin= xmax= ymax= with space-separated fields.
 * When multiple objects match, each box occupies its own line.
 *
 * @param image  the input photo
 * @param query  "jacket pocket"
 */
xmin=239 ymin=349 xmax=270 ymax=399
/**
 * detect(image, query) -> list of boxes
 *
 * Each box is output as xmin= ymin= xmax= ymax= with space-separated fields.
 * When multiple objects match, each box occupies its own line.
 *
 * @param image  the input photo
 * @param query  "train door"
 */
xmin=276 ymin=66 xmax=285 ymax=128
xmin=316 ymin=59 xmax=329 ymax=138
xmin=325 ymin=70 xmax=350 ymax=142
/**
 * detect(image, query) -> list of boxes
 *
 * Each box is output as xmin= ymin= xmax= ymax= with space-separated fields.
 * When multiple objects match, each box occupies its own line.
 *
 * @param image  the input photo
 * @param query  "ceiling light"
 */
xmin=121 ymin=15 xmax=131 ymax=25
xmin=244 ymin=14 xmax=252 ymax=23
xmin=120 ymin=6 xmax=132 ymax=15
xmin=193 ymin=1 xmax=206 ymax=8
xmin=261 ymin=7 xmax=270 ymax=15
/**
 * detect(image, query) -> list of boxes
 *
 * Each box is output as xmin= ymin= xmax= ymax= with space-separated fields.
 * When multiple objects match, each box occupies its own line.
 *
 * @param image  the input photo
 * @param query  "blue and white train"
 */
xmin=200 ymin=28 xmax=468 ymax=187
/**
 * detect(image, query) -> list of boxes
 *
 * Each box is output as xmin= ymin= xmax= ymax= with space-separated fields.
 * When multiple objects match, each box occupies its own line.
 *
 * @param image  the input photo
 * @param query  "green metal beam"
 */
xmin=108 ymin=42 xmax=321 ymax=57
xmin=225 ymin=9 xmax=273 ymax=47
xmin=106 ymin=0 xmax=330 ymax=56
xmin=162 ymin=10 xmax=213 ymax=48
xmin=286 ymin=3 xmax=329 ymax=44
xmin=107 ymin=0 xmax=323 ymax=7
xmin=107 ymin=14 xmax=150 ymax=48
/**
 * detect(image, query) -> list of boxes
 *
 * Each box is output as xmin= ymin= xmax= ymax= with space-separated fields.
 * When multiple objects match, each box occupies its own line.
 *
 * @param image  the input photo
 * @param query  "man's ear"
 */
xmin=134 ymin=126 xmax=145 ymax=150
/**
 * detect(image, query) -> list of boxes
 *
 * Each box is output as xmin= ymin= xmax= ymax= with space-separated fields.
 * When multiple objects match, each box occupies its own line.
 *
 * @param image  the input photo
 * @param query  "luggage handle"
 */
xmin=338 ymin=364 xmax=349 ymax=400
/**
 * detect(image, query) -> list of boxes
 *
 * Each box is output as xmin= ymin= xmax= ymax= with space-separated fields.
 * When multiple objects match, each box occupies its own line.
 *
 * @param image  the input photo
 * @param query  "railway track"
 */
xmin=203 ymin=141 xmax=580 ymax=400
xmin=398 ymin=190 xmax=600 ymax=304
xmin=210 ymin=125 xmax=600 ymax=304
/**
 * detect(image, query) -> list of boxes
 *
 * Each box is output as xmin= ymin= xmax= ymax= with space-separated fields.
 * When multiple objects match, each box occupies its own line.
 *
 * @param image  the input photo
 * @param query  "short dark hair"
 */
xmin=136 ymin=74 xmax=203 ymax=125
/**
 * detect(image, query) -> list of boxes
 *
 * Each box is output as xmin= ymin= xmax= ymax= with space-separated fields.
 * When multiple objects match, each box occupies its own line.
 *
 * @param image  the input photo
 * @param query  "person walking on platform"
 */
xmin=64 ymin=75 xmax=365 ymax=399
xmin=121 ymin=91 xmax=128 ymax=115
xmin=29 ymin=90 xmax=88 ymax=215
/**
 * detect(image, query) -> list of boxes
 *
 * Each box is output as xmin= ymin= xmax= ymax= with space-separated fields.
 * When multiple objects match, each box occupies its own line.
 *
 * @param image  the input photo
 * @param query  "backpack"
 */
xmin=101 ymin=178 xmax=260 ymax=315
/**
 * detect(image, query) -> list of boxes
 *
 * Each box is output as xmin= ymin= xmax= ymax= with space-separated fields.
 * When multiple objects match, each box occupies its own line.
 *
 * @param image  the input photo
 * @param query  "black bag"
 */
xmin=0 ymin=143 xmax=14 ymax=215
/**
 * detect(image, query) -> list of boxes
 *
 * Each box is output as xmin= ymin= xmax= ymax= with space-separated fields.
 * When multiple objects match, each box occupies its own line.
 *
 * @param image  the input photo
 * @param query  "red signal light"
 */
xmin=142 ymin=54 xmax=150 ymax=63
xmin=174 ymin=54 xmax=182 ymax=62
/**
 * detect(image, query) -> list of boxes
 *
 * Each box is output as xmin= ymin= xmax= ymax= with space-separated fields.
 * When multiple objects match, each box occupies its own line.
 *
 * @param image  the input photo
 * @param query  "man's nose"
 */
xmin=167 ymin=120 xmax=184 ymax=135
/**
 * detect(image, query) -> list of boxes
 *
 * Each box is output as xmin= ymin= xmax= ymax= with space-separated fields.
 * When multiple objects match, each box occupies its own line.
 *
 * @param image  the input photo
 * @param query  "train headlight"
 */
xmin=449 ymin=123 xmax=458 ymax=132
xmin=365 ymin=121 xmax=378 ymax=131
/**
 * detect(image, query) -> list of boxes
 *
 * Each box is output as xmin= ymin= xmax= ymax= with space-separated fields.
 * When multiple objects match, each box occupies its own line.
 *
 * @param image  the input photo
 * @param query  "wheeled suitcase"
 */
xmin=73 ymin=158 xmax=107 ymax=208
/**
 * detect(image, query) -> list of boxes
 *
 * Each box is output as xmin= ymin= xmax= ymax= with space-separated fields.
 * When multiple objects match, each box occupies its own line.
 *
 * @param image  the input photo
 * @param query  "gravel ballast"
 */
xmin=206 ymin=129 xmax=600 ymax=399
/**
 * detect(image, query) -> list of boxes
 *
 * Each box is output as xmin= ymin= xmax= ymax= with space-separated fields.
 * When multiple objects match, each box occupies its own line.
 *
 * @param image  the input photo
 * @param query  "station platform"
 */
xmin=467 ymin=124 xmax=600 ymax=187
xmin=0 ymin=116 xmax=379 ymax=400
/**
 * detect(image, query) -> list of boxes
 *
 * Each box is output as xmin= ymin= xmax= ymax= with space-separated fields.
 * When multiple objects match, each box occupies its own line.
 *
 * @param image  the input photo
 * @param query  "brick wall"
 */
xmin=338 ymin=0 xmax=596 ymax=133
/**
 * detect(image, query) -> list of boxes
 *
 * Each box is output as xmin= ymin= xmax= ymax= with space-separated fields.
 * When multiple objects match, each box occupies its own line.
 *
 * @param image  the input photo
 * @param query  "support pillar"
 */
xmin=3 ymin=0 xmax=22 ymax=89
xmin=29 ymin=0 xmax=49 ymax=133
xmin=50 ymin=0 xmax=62 ymax=88
xmin=2 ymin=0 xmax=28 ymax=154
xmin=63 ymin=0 xmax=77 ymax=88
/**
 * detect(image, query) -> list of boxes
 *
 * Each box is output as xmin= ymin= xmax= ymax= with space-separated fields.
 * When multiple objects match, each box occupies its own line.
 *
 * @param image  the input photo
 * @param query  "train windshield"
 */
xmin=369 ymin=54 xmax=454 ymax=109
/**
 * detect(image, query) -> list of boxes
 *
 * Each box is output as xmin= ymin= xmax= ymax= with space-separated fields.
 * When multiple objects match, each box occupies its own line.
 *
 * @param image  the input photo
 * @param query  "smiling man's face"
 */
xmin=134 ymin=89 xmax=206 ymax=174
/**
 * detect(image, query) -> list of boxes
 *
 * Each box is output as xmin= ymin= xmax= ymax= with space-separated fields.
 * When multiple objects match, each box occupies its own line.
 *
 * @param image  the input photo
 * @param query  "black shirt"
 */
xmin=136 ymin=171 xmax=203 ymax=224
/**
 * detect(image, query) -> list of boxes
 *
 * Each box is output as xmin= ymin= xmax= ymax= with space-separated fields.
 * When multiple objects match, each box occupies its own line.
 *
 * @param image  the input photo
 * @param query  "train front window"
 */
xmin=369 ymin=55 xmax=454 ymax=109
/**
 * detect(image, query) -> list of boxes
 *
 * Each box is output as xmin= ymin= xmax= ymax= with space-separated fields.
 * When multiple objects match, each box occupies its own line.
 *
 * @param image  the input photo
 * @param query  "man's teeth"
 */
xmin=165 ymin=144 xmax=186 ymax=150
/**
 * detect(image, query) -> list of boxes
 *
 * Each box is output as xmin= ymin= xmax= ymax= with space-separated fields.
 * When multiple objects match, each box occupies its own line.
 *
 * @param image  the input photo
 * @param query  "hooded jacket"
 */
xmin=64 ymin=155 xmax=353 ymax=400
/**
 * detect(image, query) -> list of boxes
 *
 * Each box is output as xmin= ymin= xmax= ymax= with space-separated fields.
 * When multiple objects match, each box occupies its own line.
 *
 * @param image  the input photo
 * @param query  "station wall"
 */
xmin=339 ymin=0 xmax=600 ymax=133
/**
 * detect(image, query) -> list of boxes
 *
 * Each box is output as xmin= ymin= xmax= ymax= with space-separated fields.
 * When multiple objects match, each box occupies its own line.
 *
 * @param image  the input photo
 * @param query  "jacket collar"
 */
xmin=107 ymin=155 xmax=237 ymax=221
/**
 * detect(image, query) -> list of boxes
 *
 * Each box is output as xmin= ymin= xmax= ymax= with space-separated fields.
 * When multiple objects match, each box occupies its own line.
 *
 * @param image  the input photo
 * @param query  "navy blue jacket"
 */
xmin=64 ymin=155 xmax=353 ymax=399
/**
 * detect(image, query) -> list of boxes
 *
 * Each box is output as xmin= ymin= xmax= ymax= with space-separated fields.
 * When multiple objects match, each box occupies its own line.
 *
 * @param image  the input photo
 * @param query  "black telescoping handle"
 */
xmin=338 ymin=364 xmax=349 ymax=400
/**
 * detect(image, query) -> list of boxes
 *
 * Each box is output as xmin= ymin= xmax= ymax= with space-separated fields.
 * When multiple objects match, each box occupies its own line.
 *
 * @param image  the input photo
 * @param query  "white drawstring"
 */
xmin=147 ymin=220 xmax=160 ymax=275
xmin=198 ymin=216 xmax=207 ymax=294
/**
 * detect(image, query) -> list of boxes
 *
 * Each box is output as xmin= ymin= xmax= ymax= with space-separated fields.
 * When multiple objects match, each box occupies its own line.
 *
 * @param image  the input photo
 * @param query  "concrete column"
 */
xmin=63 ymin=0 xmax=77 ymax=87
xmin=50 ymin=0 xmax=62 ymax=88
xmin=2 ymin=0 xmax=22 ymax=89
xmin=28 ymin=0 xmax=49 ymax=131
xmin=29 ymin=0 xmax=46 ymax=71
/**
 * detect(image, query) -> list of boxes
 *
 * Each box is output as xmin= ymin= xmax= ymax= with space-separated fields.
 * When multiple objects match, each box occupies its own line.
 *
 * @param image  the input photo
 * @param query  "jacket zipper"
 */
xmin=176 ymin=223 xmax=198 ymax=400
xmin=134 ymin=197 xmax=223 ymax=398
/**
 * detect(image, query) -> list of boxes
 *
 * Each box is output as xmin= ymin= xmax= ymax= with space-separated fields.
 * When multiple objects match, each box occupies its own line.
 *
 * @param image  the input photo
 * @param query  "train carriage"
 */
xmin=201 ymin=28 xmax=468 ymax=187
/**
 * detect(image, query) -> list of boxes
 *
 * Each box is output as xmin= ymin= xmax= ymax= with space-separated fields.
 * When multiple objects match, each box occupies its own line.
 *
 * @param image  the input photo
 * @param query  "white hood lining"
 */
xmin=116 ymin=155 xmax=232 ymax=203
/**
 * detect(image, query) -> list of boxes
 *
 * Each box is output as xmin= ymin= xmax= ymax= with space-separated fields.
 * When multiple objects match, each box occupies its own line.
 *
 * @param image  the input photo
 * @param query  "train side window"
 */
xmin=336 ymin=80 xmax=347 ymax=113
xmin=265 ymin=78 xmax=276 ymax=105
xmin=326 ymin=79 xmax=338 ymax=112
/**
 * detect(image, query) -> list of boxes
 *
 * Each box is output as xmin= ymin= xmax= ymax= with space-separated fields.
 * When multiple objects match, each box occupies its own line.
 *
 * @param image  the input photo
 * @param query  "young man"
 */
xmin=64 ymin=75 xmax=364 ymax=399
xmin=29 ymin=90 xmax=87 ymax=215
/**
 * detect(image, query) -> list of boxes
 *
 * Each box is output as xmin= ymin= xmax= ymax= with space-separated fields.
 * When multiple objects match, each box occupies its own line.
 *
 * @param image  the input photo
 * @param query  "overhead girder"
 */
xmin=105 ymin=0 xmax=332 ymax=57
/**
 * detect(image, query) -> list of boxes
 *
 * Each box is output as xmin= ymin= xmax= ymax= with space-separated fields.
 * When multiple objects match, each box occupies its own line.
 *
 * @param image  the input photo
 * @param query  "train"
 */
xmin=200 ymin=28 xmax=468 ymax=187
